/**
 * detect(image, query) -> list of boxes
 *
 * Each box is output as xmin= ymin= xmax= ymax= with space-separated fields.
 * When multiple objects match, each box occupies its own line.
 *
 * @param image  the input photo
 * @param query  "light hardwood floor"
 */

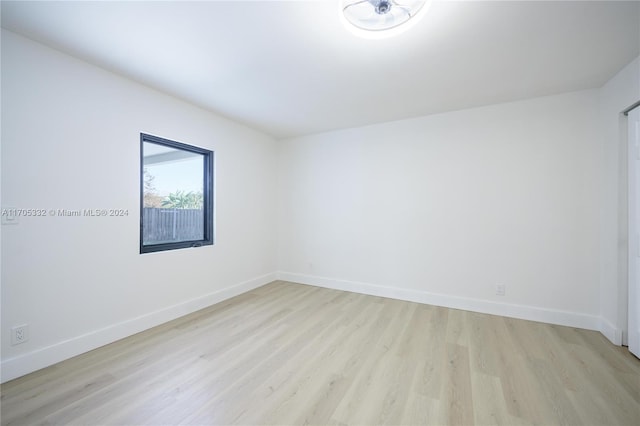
xmin=2 ymin=281 xmax=639 ymax=425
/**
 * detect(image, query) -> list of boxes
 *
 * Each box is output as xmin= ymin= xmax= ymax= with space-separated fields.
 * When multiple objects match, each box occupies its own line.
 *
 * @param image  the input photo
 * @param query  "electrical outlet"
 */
xmin=11 ymin=324 xmax=29 ymax=345
xmin=496 ymin=284 xmax=506 ymax=296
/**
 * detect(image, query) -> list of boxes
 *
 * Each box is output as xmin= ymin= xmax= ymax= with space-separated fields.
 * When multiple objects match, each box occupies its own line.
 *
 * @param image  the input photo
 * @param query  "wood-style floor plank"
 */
xmin=2 ymin=281 xmax=639 ymax=425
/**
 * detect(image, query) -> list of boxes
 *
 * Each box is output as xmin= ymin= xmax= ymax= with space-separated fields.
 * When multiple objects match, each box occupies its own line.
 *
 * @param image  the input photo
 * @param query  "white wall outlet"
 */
xmin=496 ymin=284 xmax=506 ymax=296
xmin=11 ymin=324 xmax=29 ymax=345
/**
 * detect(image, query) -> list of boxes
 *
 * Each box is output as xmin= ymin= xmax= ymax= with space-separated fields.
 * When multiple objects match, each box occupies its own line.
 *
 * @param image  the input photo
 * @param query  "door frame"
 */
xmin=627 ymin=106 xmax=639 ymax=358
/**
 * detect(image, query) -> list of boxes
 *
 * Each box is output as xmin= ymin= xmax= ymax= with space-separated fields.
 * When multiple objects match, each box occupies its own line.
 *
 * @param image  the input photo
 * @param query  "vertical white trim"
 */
xmin=628 ymin=107 xmax=640 ymax=358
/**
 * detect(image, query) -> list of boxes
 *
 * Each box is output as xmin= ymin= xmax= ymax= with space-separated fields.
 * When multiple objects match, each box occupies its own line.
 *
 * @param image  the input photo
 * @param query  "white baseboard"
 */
xmin=278 ymin=271 xmax=603 ymax=332
xmin=3 ymin=271 xmax=620 ymax=383
xmin=1 ymin=272 xmax=277 ymax=383
xmin=599 ymin=318 xmax=623 ymax=345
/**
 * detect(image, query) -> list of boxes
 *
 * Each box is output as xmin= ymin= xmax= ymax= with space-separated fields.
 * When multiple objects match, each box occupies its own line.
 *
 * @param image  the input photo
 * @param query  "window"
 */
xmin=140 ymin=133 xmax=214 ymax=253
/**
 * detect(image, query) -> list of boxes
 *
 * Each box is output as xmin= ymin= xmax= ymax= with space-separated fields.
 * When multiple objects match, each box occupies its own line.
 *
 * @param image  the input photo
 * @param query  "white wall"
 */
xmin=1 ymin=30 xmax=278 ymax=382
xmin=598 ymin=57 xmax=640 ymax=344
xmin=278 ymin=90 xmax=603 ymax=329
xmin=2 ymin=27 xmax=638 ymax=383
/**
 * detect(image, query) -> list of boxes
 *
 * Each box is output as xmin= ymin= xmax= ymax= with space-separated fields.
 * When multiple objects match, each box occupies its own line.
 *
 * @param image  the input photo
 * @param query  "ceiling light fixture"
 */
xmin=341 ymin=0 xmax=431 ymax=39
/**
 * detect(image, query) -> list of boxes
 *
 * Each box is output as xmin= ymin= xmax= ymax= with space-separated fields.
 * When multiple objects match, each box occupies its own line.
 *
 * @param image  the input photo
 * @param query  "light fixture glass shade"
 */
xmin=342 ymin=0 xmax=428 ymax=33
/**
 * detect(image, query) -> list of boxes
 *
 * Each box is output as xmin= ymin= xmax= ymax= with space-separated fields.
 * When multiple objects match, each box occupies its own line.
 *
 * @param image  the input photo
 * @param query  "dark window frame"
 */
xmin=140 ymin=133 xmax=214 ymax=254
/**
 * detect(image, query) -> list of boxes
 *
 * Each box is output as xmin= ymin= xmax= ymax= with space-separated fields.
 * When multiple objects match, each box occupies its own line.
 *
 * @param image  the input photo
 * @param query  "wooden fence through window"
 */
xmin=143 ymin=208 xmax=203 ymax=244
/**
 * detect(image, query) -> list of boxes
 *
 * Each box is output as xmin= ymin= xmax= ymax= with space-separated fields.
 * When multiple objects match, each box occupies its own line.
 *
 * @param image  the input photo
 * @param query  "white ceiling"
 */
xmin=2 ymin=1 xmax=639 ymax=139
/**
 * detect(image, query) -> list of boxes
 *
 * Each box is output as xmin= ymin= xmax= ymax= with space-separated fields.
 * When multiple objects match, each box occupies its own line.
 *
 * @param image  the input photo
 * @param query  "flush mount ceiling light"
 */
xmin=341 ymin=0 xmax=431 ymax=38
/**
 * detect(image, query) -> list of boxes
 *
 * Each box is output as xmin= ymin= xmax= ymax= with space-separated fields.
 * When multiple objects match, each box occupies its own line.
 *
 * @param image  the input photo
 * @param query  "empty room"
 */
xmin=1 ymin=1 xmax=639 ymax=425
